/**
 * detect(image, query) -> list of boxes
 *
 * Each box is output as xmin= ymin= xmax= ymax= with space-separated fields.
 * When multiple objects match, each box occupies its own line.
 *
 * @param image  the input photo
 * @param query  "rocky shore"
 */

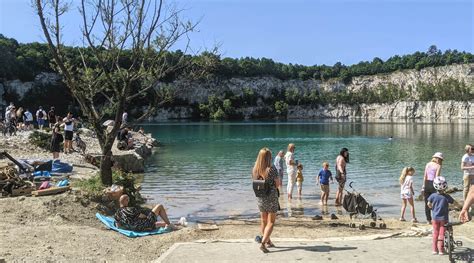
xmin=0 ymin=128 xmax=159 ymax=179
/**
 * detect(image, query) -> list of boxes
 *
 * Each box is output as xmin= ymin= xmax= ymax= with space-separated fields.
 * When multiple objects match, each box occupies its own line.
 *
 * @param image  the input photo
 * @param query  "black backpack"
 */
xmin=38 ymin=110 xmax=44 ymax=119
xmin=253 ymin=176 xmax=271 ymax=197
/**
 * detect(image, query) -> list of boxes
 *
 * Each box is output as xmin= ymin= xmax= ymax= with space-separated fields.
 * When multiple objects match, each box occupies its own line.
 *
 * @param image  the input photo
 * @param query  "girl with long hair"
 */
xmin=399 ymin=166 xmax=417 ymax=222
xmin=253 ymin=148 xmax=281 ymax=253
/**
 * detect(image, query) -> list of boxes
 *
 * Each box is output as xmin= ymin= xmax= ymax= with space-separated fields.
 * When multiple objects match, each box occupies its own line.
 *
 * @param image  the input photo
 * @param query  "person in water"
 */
xmin=335 ymin=148 xmax=349 ymax=206
xmin=285 ymin=144 xmax=297 ymax=200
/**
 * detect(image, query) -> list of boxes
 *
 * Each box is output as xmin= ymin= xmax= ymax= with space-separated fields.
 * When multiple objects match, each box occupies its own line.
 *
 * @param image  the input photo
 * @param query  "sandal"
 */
xmin=266 ymin=241 xmax=275 ymax=248
xmin=260 ymin=244 xmax=269 ymax=253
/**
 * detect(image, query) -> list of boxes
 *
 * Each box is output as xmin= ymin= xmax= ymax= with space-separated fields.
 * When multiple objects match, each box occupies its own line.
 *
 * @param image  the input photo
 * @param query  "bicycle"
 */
xmin=1 ymin=120 xmax=17 ymax=136
xmin=444 ymin=222 xmax=463 ymax=263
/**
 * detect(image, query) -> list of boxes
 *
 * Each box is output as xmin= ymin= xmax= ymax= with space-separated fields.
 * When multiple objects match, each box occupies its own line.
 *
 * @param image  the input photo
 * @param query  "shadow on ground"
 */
xmin=271 ymin=245 xmax=357 ymax=253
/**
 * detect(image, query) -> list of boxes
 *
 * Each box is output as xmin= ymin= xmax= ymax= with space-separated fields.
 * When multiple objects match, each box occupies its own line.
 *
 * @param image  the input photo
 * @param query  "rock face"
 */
xmin=165 ymin=63 xmax=474 ymax=105
xmin=2 ymin=63 xmax=474 ymax=120
xmin=0 ymin=73 xmax=61 ymax=109
xmin=150 ymin=63 xmax=473 ymax=120
xmin=287 ymin=101 xmax=472 ymax=120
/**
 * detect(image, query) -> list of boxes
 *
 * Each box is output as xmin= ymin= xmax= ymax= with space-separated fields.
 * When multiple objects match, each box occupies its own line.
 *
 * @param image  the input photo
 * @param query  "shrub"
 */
xmin=29 ymin=130 xmax=52 ymax=150
xmin=72 ymin=170 xmax=144 ymax=206
xmin=274 ymin=101 xmax=289 ymax=116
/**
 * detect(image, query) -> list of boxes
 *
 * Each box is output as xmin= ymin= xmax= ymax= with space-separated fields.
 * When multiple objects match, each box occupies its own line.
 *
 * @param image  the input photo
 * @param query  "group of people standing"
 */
xmin=252 ymin=144 xmax=350 ymax=253
xmin=2 ymin=102 xmax=59 ymax=134
xmin=272 ymin=143 xmax=349 ymax=205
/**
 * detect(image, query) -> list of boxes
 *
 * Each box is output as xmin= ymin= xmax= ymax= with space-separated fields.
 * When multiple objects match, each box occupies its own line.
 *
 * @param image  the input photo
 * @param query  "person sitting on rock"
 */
xmin=114 ymin=194 xmax=175 ymax=231
xmin=117 ymin=127 xmax=134 ymax=150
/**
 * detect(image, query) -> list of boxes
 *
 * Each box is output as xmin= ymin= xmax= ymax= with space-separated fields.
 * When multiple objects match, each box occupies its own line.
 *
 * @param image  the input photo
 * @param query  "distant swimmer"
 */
xmin=388 ymin=136 xmax=393 ymax=140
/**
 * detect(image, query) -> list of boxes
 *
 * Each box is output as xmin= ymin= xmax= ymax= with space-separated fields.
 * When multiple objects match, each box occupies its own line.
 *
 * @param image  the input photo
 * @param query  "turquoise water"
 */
xmin=141 ymin=121 xmax=473 ymax=221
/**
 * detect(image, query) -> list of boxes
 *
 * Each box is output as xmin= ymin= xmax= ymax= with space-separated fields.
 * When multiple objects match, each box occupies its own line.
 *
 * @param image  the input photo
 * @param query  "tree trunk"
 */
xmin=100 ymin=151 xmax=113 ymax=186
xmin=99 ymin=127 xmax=118 ymax=186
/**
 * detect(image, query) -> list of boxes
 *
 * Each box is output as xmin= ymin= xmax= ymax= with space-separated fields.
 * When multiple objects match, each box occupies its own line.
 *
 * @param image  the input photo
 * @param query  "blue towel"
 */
xmin=95 ymin=213 xmax=170 ymax=238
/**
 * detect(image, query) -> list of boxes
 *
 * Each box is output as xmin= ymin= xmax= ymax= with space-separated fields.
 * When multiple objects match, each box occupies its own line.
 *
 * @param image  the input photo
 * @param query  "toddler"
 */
xmin=296 ymin=163 xmax=304 ymax=198
xmin=427 ymin=176 xmax=454 ymax=255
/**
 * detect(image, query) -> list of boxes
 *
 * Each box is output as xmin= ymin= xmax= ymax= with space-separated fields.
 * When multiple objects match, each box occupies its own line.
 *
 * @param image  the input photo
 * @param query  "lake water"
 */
xmin=141 ymin=121 xmax=472 ymax=222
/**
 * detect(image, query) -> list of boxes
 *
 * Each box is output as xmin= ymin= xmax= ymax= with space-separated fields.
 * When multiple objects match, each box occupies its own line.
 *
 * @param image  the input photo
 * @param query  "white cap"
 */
xmin=432 ymin=152 xmax=444 ymax=160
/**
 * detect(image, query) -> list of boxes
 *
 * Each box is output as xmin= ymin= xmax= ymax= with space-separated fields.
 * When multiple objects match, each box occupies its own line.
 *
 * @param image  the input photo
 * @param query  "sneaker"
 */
xmin=330 ymin=214 xmax=338 ymax=220
xmin=312 ymin=215 xmax=323 ymax=220
xmin=255 ymin=235 xmax=262 ymax=243
xmin=432 ymin=251 xmax=438 ymax=255
xmin=399 ymin=218 xmax=406 ymax=222
xmin=439 ymin=252 xmax=444 ymax=256
xmin=412 ymin=218 xmax=418 ymax=223
xmin=178 ymin=217 xmax=188 ymax=227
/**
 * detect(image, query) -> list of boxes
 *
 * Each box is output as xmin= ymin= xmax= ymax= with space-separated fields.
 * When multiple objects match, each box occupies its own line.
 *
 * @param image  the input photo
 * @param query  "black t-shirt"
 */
xmin=48 ymin=110 xmax=55 ymax=121
xmin=119 ymin=129 xmax=129 ymax=141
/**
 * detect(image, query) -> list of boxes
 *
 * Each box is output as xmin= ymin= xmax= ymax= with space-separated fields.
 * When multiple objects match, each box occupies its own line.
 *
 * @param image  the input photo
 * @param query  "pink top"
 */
xmin=424 ymin=162 xmax=439 ymax=181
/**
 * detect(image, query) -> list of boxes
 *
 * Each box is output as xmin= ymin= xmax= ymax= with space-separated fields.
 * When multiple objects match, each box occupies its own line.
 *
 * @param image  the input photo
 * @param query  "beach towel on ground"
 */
xmin=51 ymin=160 xmax=73 ymax=173
xmin=95 ymin=213 xmax=170 ymax=238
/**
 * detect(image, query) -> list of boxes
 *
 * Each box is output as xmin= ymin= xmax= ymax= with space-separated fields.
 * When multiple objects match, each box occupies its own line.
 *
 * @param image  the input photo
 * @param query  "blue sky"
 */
xmin=0 ymin=0 xmax=472 ymax=65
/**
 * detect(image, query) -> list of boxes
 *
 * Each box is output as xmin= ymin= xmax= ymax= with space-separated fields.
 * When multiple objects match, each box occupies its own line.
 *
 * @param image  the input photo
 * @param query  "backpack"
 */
xmin=253 ymin=176 xmax=271 ymax=197
xmin=38 ymin=110 xmax=44 ymax=119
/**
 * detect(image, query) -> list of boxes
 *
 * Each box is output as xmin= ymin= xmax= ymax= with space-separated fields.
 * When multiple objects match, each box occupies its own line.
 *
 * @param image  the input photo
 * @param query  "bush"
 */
xmin=72 ymin=171 xmax=144 ymax=206
xmin=29 ymin=130 xmax=52 ymax=150
xmin=274 ymin=101 xmax=289 ymax=116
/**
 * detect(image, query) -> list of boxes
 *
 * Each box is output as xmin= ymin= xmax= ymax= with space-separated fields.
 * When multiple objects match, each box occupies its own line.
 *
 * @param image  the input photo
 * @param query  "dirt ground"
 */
xmin=1 ymin=191 xmax=473 ymax=262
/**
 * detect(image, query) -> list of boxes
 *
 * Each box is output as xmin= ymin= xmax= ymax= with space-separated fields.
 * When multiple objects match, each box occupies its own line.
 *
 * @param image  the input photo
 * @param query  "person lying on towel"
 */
xmin=114 ymin=194 xmax=176 ymax=231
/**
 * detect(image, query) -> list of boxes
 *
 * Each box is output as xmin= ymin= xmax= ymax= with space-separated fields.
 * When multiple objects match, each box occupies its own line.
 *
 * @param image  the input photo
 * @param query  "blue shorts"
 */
xmin=37 ymin=119 xmax=45 ymax=126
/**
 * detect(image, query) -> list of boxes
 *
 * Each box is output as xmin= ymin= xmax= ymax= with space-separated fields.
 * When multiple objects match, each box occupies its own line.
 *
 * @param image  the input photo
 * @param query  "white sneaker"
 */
xmin=178 ymin=217 xmax=188 ymax=227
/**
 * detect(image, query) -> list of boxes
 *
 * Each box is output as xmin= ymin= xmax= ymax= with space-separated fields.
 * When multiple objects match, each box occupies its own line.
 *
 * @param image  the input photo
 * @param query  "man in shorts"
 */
xmin=23 ymin=109 xmax=33 ymax=130
xmin=273 ymin=150 xmax=284 ymax=193
xmin=114 ymin=194 xmax=175 ymax=231
xmin=62 ymin=112 xmax=76 ymax=154
xmin=36 ymin=106 xmax=47 ymax=130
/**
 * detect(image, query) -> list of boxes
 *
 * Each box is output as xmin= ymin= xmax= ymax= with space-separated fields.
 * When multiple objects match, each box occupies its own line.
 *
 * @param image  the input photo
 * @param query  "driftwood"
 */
xmin=32 ymin=186 xmax=70 ymax=196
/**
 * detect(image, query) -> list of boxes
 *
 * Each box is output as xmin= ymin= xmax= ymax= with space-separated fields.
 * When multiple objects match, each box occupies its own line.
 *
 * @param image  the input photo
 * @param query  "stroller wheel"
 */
xmin=358 ymin=224 xmax=365 ymax=230
xmin=379 ymin=223 xmax=387 ymax=229
xmin=370 ymin=222 xmax=376 ymax=228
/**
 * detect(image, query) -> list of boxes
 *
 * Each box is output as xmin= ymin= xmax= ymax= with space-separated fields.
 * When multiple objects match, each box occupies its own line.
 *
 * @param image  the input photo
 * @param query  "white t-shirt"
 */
xmin=63 ymin=117 xmax=75 ymax=131
xmin=462 ymin=154 xmax=474 ymax=176
xmin=24 ymin=111 xmax=33 ymax=121
xmin=122 ymin=112 xmax=128 ymax=123
xmin=401 ymin=175 xmax=413 ymax=196
xmin=285 ymin=152 xmax=295 ymax=174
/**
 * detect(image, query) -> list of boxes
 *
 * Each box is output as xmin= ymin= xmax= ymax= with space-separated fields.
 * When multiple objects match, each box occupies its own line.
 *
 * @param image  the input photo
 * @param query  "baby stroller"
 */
xmin=343 ymin=182 xmax=386 ymax=230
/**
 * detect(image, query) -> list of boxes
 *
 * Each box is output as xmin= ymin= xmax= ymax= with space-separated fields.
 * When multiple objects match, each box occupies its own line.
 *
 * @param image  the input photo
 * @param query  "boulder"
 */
xmin=112 ymin=150 xmax=145 ymax=173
